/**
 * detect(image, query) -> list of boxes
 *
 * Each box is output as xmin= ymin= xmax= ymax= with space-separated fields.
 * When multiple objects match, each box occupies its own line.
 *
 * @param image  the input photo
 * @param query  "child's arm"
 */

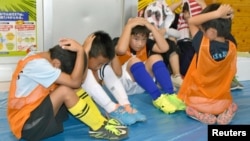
xmin=81 ymin=34 xmax=95 ymax=82
xmin=115 ymin=17 xmax=145 ymax=55
xmin=188 ymin=4 xmax=233 ymax=38
xmin=110 ymin=55 xmax=122 ymax=77
xmin=145 ymin=20 xmax=169 ymax=53
xmin=57 ymin=35 xmax=95 ymax=88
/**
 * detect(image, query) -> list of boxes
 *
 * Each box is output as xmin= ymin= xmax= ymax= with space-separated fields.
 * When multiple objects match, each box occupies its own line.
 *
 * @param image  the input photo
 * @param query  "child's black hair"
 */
xmin=49 ymin=45 xmax=76 ymax=74
xmin=89 ymin=31 xmax=115 ymax=60
xmin=131 ymin=25 xmax=150 ymax=38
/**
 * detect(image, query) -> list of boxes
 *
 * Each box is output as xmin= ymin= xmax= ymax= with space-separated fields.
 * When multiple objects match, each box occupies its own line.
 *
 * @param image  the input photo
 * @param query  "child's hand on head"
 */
xmin=217 ymin=4 xmax=234 ymax=19
xmin=82 ymin=34 xmax=95 ymax=54
xmin=127 ymin=17 xmax=148 ymax=29
xmin=143 ymin=18 xmax=155 ymax=31
xmin=58 ymin=38 xmax=83 ymax=52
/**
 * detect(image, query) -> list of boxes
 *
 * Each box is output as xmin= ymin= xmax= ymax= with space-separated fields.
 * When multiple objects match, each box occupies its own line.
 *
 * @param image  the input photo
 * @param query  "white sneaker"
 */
xmin=171 ymin=74 xmax=183 ymax=88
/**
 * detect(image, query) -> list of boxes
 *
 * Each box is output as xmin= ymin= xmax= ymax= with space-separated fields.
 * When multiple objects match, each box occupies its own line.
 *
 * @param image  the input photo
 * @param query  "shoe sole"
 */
xmin=231 ymin=85 xmax=244 ymax=90
xmin=90 ymin=134 xmax=128 ymax=141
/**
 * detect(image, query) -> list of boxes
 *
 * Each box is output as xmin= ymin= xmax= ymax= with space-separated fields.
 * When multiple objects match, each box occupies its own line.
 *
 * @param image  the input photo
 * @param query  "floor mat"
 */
xmin=0 ymin=81 xmax=250 ymax=141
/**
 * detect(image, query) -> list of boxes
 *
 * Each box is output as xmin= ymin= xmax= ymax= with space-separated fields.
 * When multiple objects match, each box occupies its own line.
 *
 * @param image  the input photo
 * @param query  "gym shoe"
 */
xmin=231 ymin=77 xmax=244 ymax=90
xmin=186 ymin=106 xmax=216 ymax=125
xmin=171 ymin=74 xmax=183 ymax=87
xmin=109 ymin=106 xmax=136 ymax=125
xmin=133 ymin=110 xmax=147 ymax=122
xmin=167 ymin=94 xmax=186 ymax=110
xmin=128 ymin=105 xmax=146 ymax=122
xmin=89 ymin=119 xmax=128 ymax=141
xmin=217 ymin=103 xmax=238 ymax=125
xmin=152 ymin=94 xmax=177 ymax=114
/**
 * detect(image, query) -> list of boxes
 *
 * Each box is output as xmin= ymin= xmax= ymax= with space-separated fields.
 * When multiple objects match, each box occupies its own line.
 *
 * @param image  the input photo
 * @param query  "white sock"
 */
xmin=81 ymin=69 xmax=116 ymax=113
xmin=100 ymin=65 xmax=130 ymax=106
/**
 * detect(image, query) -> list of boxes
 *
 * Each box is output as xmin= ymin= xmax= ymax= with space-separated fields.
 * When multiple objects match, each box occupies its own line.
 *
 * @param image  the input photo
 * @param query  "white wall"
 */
xmin=43 ymin=0 xmax=137 ymax=50
xmin=236 ymin=57 xmax=250 ymax=81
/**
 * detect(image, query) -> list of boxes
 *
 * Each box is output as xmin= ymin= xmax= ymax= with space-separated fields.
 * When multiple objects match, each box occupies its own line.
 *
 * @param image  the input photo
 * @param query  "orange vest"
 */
xmin=7 ymin=54 xmax=57 ymax=139
xmin=178 ymin=36 xmax=237 ymax=115
xmin=117 ymin=46 xmax=148 ymax=65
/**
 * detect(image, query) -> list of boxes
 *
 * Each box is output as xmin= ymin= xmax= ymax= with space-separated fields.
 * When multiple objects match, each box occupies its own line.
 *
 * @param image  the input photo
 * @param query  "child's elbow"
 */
xmin=116 ymin=71 xmax=122 ymax=77
xmin=71 ymin=81 xmax=82 ymax=89
xmin=162 ymin=47 xmax=169 ymax=52
xmin=116 ymin=50 xmax=126 ymax=56
xmin=159 ymin=44 xmax=169 ymax=53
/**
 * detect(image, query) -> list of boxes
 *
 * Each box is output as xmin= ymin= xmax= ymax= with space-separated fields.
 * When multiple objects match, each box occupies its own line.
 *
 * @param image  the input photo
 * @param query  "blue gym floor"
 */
xmin=0 ymin=81 xmax=250 ymax=141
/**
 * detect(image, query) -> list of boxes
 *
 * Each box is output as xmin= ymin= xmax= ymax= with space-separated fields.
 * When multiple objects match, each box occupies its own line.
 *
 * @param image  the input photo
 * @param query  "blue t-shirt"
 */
xmin=16 ymin=52 xmax=61 ymax=97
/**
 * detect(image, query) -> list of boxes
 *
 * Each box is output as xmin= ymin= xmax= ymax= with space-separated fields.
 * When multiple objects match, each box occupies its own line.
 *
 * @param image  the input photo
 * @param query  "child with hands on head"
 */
xmin=113 ymin=17 xmax=186 ymax=114
xmin=178 ymin=3 xmax=237 ymax=125
xmin=7 ymin=35 xmax=128 ymax=141
xmin=81 ymin=31 xmax=146 ymax=126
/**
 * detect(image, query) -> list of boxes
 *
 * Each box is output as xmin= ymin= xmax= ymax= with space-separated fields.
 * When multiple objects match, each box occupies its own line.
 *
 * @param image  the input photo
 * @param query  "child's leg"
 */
xmin=169 ymin=52 xmax=183 ymax=87
xmin=81 ymin=69 xmax=117 ymax=113
xmin=152 ymin=60 xmax=174 ymax=94
xmin=64 ymin=88 xmax=128 ymax=140
xmin=177 ymin=41 xmax=194 ymax=76
xmin=68 ymin=98 xmax=106 ymax=130
xmin=75 ymin=89 xmax=130 ymax=132
xmin=130 ymin=60 xmax=176 ymax=114
xmin=101 ymin=65 xmax=130 ymax=107
xmin=22 ymin=86 xmax=111 ymax=140
xmin=150 ymin=57 xmax=185 ymax=110
xmin=101 ymin=65 xmax=146 ymax=121
xmin=76 ymin=88 xmax=105 ymax=118
xmin=82 ymin=69 xmax=137 ymax=125
xmin=68 ymin=92 xmax=128 ymax=140
xmin=49 ymin=86 xmax=106 ymax=131
xmin=130 ymin=61 xmax=161 ymax=100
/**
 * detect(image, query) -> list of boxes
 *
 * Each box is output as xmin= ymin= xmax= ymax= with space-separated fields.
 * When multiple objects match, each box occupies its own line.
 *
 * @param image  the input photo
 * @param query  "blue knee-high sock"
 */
xmin=152 ymin=61 xmax=174 ymax=94
xmin=130 ymin=62 xmax=161 ymax=100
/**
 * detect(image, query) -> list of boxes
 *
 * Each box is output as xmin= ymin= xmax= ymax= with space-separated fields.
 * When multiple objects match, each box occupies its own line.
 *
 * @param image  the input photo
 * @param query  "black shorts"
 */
xmin=21 ymin=95 xmax=69 ymax=141
xmin=177 ymin=40 xmax=195 ymax=76
xmin=162 ymin=38 xmax=180 ymax=64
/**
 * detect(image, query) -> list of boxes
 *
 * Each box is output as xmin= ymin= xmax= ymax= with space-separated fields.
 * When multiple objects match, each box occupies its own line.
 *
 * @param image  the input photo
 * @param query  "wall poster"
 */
xmin=0 ymin=0 xmax=37 ymax=57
